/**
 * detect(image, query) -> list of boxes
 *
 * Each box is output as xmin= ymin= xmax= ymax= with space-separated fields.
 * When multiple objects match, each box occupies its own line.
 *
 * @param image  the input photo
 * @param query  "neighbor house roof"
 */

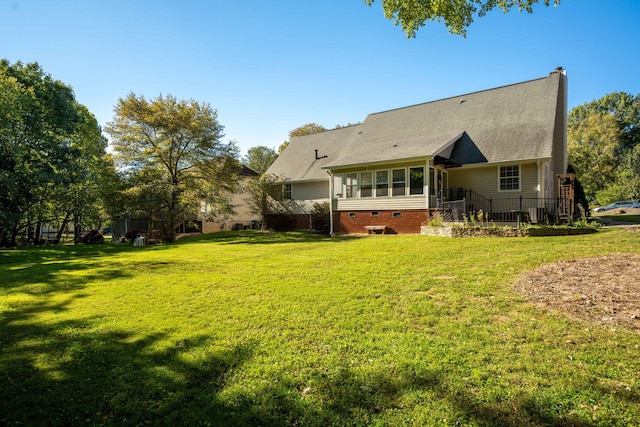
xmin=266 ymin=70 xmax=564 ymax=180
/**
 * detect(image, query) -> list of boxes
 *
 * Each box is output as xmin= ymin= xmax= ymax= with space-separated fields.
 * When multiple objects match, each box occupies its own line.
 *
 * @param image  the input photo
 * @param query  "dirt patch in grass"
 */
xmin=513 ymin=251 xmax=640 ymax=333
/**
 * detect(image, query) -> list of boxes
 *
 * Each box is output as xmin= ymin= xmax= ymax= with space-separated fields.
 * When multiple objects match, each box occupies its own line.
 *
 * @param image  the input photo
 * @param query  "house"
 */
xmin=111 ymin=163 xmax=261 ymax=241
xmin=200 ymin=164 xmax=261 ymax=232
xmin=266 ymin=69 xmax=569 ymax=234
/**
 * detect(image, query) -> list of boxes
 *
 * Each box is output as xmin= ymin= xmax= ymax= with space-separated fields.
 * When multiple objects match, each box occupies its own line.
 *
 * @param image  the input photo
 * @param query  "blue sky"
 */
xmin=2 ymin=0 xmax=639 ymax=156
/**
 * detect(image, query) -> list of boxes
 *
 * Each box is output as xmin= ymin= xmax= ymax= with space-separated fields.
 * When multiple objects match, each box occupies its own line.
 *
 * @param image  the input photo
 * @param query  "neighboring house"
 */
xmin=200 ymin=164 xmax=261 ymax=233
xmin=112 ymin=164 xmax=260 ymax=241
xmin=266 ymin=68 xmax=569 ymax=234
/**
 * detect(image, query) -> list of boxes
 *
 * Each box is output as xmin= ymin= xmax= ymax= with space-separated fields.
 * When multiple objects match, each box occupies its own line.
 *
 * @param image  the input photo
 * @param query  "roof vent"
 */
xmin=315 ymin=149 xmax=327 ymax=160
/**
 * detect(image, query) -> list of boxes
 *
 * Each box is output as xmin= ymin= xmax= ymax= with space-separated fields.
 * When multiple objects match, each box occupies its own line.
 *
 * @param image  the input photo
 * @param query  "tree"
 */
xmin=279 ymin=123 xmax=327 ymax=153
xmin=364 ymin=0 xmax=560 ymax=38
xmin=243 ymin=146 xmax=278 ymax=175
xmin=0 ymin=60 xmax=106 ymax=246
xmin=569 ymin=92 xmax=640 ymax=151
xmin=106 ymin=93 xmax=239 ymax=242
xmin=568 ymin=92 xmax=640 ymax=205
xmin=568 ymin=112 xmax=620 ymax=203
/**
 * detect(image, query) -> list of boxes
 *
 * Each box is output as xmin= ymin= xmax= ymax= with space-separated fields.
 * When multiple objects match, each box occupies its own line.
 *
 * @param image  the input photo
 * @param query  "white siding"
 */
xmin=337 ymin=196 xmax=427 ymax=211
xmin=292 ymin=180 xmax=329 ymax=201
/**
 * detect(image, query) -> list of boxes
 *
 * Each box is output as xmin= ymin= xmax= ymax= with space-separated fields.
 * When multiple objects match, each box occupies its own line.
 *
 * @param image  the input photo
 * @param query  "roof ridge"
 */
xmin=367 ymin=74 xmax=553 ymax=117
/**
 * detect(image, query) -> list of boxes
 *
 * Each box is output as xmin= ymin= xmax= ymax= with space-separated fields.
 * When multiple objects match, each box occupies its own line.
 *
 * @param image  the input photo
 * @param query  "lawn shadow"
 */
xmin=0 ymin=242 xmax=181 ymax=291
xmin=174 ymin=230 xmax=366 ymax=246
xmin=0 ymin=296 xmax=260 ymax=426
xmin=0 ymin=292 xmax=624 ymax=426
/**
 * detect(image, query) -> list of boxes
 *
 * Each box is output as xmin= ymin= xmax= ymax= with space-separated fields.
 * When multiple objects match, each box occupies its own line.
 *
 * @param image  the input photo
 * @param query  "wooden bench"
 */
xmin=365 ymin=225 xmax=387 ymax=234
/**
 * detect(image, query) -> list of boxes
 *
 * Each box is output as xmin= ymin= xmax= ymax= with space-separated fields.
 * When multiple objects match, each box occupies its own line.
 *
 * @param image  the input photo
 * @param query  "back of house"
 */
xmin=266 ymin=68 xmax=568 ymax=234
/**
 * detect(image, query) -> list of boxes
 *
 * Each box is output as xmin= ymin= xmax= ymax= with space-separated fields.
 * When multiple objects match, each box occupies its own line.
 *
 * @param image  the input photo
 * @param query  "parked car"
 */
xmin=593 ymin=200 xmax=640 ymax=213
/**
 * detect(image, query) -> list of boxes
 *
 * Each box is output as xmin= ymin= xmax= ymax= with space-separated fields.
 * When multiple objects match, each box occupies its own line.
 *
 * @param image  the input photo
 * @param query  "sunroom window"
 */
xmin=410 ymin=167 xmax=424 ymax=195
xmin=360 ymin=171 xmax=373 ymax=198
xmin=392 ymin=169 xmax=406 ymax=196
xmin=376 ymin=170 xmax=389 ymax=197
xmin=345 ymin=173 xmax=358 ymax=198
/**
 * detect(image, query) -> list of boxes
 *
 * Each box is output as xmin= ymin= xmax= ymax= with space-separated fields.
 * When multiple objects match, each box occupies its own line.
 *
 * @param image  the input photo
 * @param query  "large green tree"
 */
xmin=568 ymin=92 xmax=640 ymax=205
xmin=243 ymin=146 xmax=278 ymax=175
xmin=364 ymin=0 xmax=560 ymax=38
xmin=106 ymin=93 xmax=239 ymax=242
xmin=0 ymin=60 xmax=106 ymax=246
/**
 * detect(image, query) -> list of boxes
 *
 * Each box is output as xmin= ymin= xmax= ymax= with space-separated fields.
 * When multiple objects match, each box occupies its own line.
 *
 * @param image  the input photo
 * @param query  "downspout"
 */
xmin=537 ymin=160 xmax=542 ymax=206
xmin=327 ymin=170 xmax=334 ymax=235
xmin=425 ymin=159 xmax=430 ymax=209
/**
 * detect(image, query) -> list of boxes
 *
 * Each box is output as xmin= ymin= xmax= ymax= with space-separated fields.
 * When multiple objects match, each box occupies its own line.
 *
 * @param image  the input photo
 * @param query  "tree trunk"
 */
xmin=56 ymin=212 xmax=72 ymax=242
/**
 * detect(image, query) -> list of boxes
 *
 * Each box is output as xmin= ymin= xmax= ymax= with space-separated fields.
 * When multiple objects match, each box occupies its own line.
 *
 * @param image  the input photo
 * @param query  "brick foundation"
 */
xmin=336 ymin=210 xmax=431 ymax=234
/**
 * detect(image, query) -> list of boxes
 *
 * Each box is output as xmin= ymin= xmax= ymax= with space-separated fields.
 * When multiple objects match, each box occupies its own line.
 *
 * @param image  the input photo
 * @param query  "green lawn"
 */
xmin=1 ymin=229 xmax=640 ymax=426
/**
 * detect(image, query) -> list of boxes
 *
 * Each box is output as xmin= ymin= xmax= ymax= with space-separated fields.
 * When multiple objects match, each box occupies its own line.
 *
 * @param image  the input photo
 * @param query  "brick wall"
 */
xmin=336 ymin=210 xmax=431 ymax=234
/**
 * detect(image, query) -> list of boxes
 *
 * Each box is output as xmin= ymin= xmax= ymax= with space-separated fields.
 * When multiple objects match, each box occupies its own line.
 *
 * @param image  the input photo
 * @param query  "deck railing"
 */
xmin=443 ymin=189 xmax=575 ymax=224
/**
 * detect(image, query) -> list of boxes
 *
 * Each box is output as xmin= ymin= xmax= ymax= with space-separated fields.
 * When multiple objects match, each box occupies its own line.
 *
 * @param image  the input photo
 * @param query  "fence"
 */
xmin=445 ymin=189 xmax=576 ymax=224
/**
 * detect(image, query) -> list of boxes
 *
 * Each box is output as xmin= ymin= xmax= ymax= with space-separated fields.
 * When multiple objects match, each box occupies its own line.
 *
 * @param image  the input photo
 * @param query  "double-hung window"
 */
xmin=282 ymin=183 xmax=292 ymax=200
xmin=499 ymin=165 xmax=520 ymax=191
xmin=345 ymin=173 xmax=358 ymax=198
xmin=392 ymin=169 xmax=406 ymax=196
xmin=376 ymin=170 xmax=389 ymax=197
xmin=409 ymin=167 xmax=425 ymax=195
xmin=360 ymin=171 xmax=373 ymax=198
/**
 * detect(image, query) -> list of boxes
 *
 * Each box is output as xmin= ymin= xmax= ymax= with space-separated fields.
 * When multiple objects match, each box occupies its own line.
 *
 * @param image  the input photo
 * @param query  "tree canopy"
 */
xmin=279 ymin=123 xmax=329 ymax=153
xmin=106 ymin=93 xmax=239 ymax=242
xmin=364 ymin=0 xmax=560 ymax=38
xmin=0 ymin=59 xmax=107 ymax=246
xmin=243 ymin=146 xmax=279 ymax=175
xmin=568 ymin=92 xmax=640 ymax=205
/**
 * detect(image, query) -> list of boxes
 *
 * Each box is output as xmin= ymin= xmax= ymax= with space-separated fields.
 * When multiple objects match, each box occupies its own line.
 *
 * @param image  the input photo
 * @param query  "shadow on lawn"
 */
xmin=174 ymin=230 xmax=366 ymax=246
xmin=1 ymin=294 xmax=610 ymax=427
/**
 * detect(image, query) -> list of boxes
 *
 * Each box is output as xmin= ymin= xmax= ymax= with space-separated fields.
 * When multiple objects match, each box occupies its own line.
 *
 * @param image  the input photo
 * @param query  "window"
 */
xmin=393 ymin=212 xmax=402 ymax=218
xmin=392 ymin=169 xmax=406 ymax=196
xmin=348 ymin=212 xmax=356 ymax=218
xmin=376 ymin=170 xmax=389 ymax=197
xmin=282 ymin=183 xmax=292 ymax=200
xmin=410 ymin=167 xmax=424 ymax=195
xmin=499 ymin=165 xmax=520 ymax=191
xmin=371 ymin=211 xmax=379 ymax=216
xmin=360 ymin=171 xmax=373 ymax=198
xmin=345 ymin=173 xmax=358 ymax=198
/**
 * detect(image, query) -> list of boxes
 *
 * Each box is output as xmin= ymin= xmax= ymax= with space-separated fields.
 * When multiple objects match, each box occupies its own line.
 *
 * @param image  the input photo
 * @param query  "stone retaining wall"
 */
xmin=420 ymin=225 xmax=598 ymax=237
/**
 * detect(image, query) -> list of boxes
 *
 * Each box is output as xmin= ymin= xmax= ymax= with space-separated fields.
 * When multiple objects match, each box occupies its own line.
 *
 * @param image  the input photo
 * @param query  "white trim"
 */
xmin=498 ymin=164 xmax=521 ymax=192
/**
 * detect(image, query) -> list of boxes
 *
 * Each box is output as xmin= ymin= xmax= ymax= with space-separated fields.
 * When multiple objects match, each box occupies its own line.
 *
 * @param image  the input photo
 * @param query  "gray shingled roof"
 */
xmin=266 ymin=72 xmax=562 ymax=180
xmin=266 ymin=125 xmax=360 ymax=181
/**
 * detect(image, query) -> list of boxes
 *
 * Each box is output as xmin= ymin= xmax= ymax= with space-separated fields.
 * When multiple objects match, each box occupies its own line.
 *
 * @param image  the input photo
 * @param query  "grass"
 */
xmin=1 ymin=229 xmax=640 ymax=426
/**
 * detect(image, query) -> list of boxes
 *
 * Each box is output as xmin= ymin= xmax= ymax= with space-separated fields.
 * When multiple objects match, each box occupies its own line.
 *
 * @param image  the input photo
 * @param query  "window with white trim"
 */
xmin=499 ymin=165 xmax=520 ymax=191
xmin=345 ymin=173 xmax=358 ymax=198
xmin=376 ymin=170 xmax=389 ymax=197
xmin=282 ymin=183 xmax=292 ymax=200
xmin=392 ymin=169 xmax=406 ymax=196
xmin=360 ymin=171 xmax=373 ymax=198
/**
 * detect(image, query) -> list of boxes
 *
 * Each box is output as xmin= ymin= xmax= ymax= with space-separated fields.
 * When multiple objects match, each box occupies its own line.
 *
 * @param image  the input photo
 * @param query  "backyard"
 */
xmin=1 ymin=229 xmax=639 ymax=426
